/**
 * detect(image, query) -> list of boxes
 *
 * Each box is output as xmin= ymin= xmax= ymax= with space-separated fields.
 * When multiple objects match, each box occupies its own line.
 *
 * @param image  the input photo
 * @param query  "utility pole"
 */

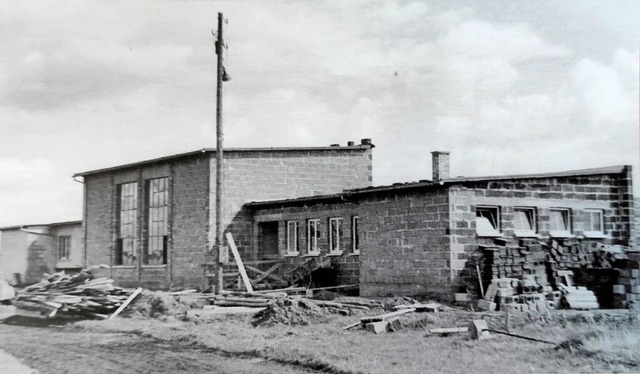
xmin=213 ymin=12 xmax=228 ymax=294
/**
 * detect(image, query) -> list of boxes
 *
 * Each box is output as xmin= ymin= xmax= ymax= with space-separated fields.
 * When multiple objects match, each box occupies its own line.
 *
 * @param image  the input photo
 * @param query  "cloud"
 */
xmin=0 ymin=0 xmax=637 ymax=224
xmin=0 ymin=158 xmax=55 ymax=188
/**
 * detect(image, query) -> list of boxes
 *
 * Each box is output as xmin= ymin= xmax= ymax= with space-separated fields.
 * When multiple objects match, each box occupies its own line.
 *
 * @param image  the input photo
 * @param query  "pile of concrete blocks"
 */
xmin=479 ymin=275 xmax=560 ymax=312
xmin=613 ymin=252 xmax=640 ymax=309
xmin=546 ymin=239 xmax=595 ymax=290
xmin=480 ymin=238 xmax=549 ymax=282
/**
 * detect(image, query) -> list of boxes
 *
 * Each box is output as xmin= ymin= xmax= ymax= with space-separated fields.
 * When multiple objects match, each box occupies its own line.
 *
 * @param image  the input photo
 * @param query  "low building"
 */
xmin=0 ymin=221 xmax=83 ymax=285
xmin=247 ymin=152 xmax=634 ymax=297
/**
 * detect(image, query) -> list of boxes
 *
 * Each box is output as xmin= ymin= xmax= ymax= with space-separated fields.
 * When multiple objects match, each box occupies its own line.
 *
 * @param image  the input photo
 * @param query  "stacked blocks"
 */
xmin=613 ymin=252 xmax=640 ymax=309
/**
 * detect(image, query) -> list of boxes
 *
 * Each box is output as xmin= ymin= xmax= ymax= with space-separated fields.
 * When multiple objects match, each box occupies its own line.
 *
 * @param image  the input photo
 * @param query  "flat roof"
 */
xmin=247 ymin=165 xmax=629 ymax=207
xmin=0 ymin=220 xmax=82 ymax=231
xmin=73 ymin=145 xmax=373 ymax=177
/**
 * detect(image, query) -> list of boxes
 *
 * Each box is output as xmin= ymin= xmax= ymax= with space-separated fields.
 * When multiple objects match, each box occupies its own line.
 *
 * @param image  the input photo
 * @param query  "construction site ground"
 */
xmin=0 ymin=295 xmax=639 ymax=374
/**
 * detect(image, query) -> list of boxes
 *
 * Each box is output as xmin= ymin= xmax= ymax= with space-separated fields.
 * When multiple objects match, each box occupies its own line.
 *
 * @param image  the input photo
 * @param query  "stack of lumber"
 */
xmin=13 ymin=269 xmax=136 ymax=319
xmin=202 ymin=291 xmax=374 ymax=311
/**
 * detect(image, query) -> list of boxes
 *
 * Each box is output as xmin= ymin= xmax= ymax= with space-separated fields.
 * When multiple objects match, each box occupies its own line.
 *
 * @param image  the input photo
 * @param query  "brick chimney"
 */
xmin=431 ymin=151 xmax=450 ymax=181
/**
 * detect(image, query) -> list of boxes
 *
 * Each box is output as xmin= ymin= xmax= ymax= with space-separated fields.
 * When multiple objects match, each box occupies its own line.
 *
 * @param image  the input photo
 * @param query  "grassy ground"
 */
xmin=1 ymin=302 xmax=639 ymax=373
xmin=76 ymin=307 xmax=640 ymax=373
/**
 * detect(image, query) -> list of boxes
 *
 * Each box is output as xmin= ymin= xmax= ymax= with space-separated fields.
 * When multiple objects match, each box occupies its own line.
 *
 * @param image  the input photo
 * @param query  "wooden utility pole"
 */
xmin=213 ymin=12 xmax=226 ymax=294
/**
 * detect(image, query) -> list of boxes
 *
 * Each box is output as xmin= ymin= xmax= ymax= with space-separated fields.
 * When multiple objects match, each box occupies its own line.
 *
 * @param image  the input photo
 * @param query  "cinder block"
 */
xmin=365 ymin=321 xmax=389 ymax=334
xmin=387 ymin=317 xmax=403 ymax=332
xmin=477 ymin=299 xmax=497 ymax=311
xmin=484 ymin=284 xmax=498 ymax=301
xmin=613 ymin=284 xmax=626 ymax=294
xmin=496 ymin=287 xmax=516 ymax=297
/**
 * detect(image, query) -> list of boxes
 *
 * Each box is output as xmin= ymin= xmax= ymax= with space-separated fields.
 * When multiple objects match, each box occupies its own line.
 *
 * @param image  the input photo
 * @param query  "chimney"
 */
xmin=431 ymin=151 xmax=450 ymax=181
xmin=347 ymin=141 xmax=355 ymax=146
xmin=360 ymin=138 xmax=372 ymax=146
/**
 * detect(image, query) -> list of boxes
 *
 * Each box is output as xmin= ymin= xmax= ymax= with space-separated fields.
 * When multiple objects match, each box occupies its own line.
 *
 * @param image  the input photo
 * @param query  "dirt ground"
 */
xmin=1 ymin=295 xmax=639 ymax=374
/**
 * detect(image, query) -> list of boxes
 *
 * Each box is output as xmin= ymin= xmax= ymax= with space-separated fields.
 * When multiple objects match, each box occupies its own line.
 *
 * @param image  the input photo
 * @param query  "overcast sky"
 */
xmin=0 ymin=0 xmax=638 ymax=226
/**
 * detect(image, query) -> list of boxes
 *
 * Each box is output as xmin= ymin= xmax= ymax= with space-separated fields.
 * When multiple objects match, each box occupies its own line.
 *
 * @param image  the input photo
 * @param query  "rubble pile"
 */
xmin=240 ymin=293 xmax=375 ymax=326
xmin=122 ymin=291 xmax=190 ymax=319
xmin=13 ymin=267 xmax=135 ymax=319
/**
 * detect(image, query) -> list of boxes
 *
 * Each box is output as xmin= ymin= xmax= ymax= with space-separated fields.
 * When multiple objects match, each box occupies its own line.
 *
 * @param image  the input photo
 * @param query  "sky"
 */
xmin=0 ymin=0 xmax=638 ymax=226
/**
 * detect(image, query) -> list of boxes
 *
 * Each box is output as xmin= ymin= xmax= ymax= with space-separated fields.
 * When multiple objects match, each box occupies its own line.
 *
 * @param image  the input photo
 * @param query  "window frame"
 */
xmin=549 ymin=208 xmax=572 ymax=238
xmin=286 ymin=221 xmax=299 ymax=256
xmin=328 ymin=217 xmax=343 ymax=255
xmin=144 ymin=177 xmax=169 ymax=266
xmin=57 ymin=235 xmax=71 ymax=261
xmin=513 ymin=207 xmax=537 ymax=237
xmin=116 ymin=181 xmax=138 ymax=266
xmin=475 ymin=206 xmax=501 ymax=237
xmin=583 ymin=208 xmax=605 ymax=238
xmin=306 ymin=219 xmax=320 ymax=256
xmin=352 ymin=216 xmax=360 ymax=255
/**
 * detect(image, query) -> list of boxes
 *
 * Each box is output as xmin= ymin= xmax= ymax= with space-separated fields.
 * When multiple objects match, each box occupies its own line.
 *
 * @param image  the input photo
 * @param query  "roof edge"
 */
xmin=73 ymin=145 xmax=372 ymax=177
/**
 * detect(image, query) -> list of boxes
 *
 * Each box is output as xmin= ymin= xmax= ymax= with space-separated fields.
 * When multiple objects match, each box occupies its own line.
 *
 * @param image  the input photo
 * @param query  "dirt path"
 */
xmin=0 ymin=323 xmax=313 ymax=374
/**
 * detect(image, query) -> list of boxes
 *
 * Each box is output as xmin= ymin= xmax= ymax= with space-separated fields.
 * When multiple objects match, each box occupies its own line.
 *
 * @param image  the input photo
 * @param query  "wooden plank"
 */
xmin=108 ymin=287 xmax=142 ymax=319
xmin=360 ymin=308 xmax=416 ymax=323
xmin=342 ymin=321 xmax=363 ymax=330
xmin=393 ymin=303 xmax=440 ymax=312
xmin=226 ymin=233 xmax=253 ymax=293
xmin=202 ymin=259 xmax=283 ymax=267
xmin=246 ymin=263 xmax=286 ymax=285
xmin=430 ymin=327 xmax=469 ymax=334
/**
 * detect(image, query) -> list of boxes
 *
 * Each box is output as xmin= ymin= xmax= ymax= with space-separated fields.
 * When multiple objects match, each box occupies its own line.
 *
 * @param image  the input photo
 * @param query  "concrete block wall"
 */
xmin=252 ymin=201 xmax=361 ymax=287
xmin=170 ymin=156 xmax=210 ymax=289
xmin=357 ymin=189 xmax=451 ymax=298
xmin=84 ymin=174 xmax=114 ymax=268
xmin=211 ymin=147 xmax=373 ymax=259
xmin=448 ymin=170 xmax=634 ymax=282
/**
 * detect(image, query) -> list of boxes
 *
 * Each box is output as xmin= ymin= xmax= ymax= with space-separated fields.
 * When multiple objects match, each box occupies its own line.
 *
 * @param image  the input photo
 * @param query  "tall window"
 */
xmin=476 ymin=206 xmax=501 ymax=236
xmin=286 ymin=221 xmax=298 ymax=255
xmin=513 ymin=207 xmax=536 ymax=236
xmin=352 ymin=216 xmax=360 ymax=254
xmin=329 ymin=217 xmax=343 ymax=254
xmin=58 ymin=236 xmax=71 ymax=261
xmin=116 ymin=182 xmax=138 ymax=266
xmin=145 ymin=177 xmax=169 ymax=265
xmin=307 ymin=219 xmax=320 ymax=254
xmin=549 ymin=208 xmax=571 ymax=237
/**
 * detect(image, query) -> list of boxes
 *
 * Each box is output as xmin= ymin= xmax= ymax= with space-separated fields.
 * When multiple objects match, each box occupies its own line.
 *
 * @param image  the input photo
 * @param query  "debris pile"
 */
xmin=244 ymin=295 xmax=380 ymax=326
xmin=12 ymin=267 xmax=136 ymax=319
xmin=344 ymin=302 xmax=441 ymax=334
xmin=122 ymin=291 xmax=191 ymax=319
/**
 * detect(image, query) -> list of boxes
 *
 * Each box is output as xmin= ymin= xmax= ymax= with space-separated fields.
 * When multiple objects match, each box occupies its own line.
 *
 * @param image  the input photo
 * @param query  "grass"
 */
xmin=70 ymin=308 xmax=640 ymax=373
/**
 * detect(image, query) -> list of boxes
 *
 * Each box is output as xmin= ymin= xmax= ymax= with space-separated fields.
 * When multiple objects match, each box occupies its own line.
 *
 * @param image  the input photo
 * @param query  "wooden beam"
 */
xmin=360 ymin=308 xmax=416 ymax=323
xmin=249 ymin=263 xmax=282 ymax=285
xmin=245 ymin=264 xmax=287 ymax=284
xmin=108 ymin=287 xmax=142 ymax=319
xmin=226 ymin=233 xmax=253 ymax=293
